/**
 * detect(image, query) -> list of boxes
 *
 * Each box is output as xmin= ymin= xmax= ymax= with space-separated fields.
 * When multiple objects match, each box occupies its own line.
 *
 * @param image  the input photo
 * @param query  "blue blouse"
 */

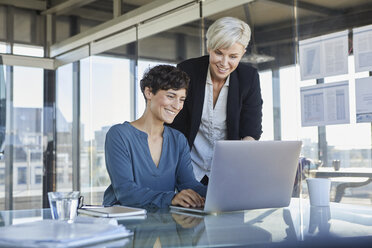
xmin=103 ymin=122 xmax=206 ymax=208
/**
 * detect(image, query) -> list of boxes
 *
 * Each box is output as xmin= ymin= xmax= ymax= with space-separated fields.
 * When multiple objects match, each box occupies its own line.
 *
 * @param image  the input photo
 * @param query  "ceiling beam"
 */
xmin=0 ymin=0 xmax=46 ymax=10
xmin=113 ymin=0 xmax=122 ymax=18
xmin=66 ymin=2 xmax=138 ymax=22
xmin=50 ymin=0 xmax=255 ymax=64
xmin=267 ymin=0 xmax=342 ymax=16
xmin=254 ymin=8 xmax=372 ymax=49
xmin=0 ymin=54 xmax=55 ymax=69
xmin=203 ymin=0 xmax=255 ymax=17
xmin=68 ymin=8 xmax=112 ymax=22
xmin=50 ymin=0 xmax=196 ymax=57
xmin=54 ymin=45 xmax=89 ymax=68
xmin=41 ymin=0 xmax=97 ymax=16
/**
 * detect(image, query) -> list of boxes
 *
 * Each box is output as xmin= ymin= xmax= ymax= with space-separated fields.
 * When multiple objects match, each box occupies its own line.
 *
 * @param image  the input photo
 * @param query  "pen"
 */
xmin=80 ymin=205 xmax=105 ymax=209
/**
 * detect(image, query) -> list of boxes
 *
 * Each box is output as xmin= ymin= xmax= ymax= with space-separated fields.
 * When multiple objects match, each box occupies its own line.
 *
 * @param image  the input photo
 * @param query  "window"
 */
xmin=0 ymin=168 xmax=4 ymax=185
xmin=80 ymin=55 xmax=131 ymax=204
xmin=323 ymin=57 xmax=371 ymax=165
xmin=11 ymin=65 xmax=43 ymax=209
xmin=57 ymin=173 xmax=64 ymax=184
xmin=17 ymin=167 xmax=27 ymax=185
xmin=259 ymin=70 xmax=274 ymax=141
xmin=56 ymin=63 xmax=73 ymax=191
xmin=13 ymin=44 xmax=44 ymax=57
xmin=0 ymin=42 xmax=6 ymax=53
xmin=31 ymin=151 xmax=42 ymax=162
xmin=34 ymin=175 xmax=42 ymax=184
xmin=34 ymin=166 xmax=42 ymax=184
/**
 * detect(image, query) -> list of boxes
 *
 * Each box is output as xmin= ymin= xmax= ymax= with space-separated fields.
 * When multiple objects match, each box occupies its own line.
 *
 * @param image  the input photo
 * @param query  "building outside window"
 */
xmin=17 ymin=167 xmax=27 ymax=185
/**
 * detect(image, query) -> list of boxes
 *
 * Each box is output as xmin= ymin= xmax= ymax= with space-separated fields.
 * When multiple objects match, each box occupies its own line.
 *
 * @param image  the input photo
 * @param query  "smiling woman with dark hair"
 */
xmin=103 ymin=65 xmax=206 ymax=209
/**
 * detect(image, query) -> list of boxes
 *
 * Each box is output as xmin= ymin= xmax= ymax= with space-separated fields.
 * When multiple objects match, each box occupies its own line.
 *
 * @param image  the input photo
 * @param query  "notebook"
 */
xmin=78 ymin=205 xmax=146 ymax=218
xmin=170 ymin=140 xmax=302 ymax=214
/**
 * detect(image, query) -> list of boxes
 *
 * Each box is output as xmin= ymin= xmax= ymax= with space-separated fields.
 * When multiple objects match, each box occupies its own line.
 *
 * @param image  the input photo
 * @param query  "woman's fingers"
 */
xmin=177 ymin=192 xmax=196 ymax=207
xmin=171 ymin=189 xmax=204 ymax=207
xmin=183 ymin=189 xmax=205 ymax=207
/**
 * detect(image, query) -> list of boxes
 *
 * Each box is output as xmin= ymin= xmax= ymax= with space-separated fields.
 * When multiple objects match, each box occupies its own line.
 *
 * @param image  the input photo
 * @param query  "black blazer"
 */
xmin=170 ymin=55 xmax=263 ymax=148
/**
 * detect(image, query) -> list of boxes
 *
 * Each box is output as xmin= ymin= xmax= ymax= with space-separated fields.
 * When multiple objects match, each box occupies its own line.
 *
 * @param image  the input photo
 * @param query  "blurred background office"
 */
xmin=0 ymin=0 xmax=372 ymax=210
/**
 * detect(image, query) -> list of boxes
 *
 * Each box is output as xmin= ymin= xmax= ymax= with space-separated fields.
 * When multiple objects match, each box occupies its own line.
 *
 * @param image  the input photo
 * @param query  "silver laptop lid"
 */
xmin=204 ymin=140 xmax=302 ymax=212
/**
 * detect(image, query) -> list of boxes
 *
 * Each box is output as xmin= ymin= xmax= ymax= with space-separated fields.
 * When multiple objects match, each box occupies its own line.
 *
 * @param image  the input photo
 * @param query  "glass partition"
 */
xmin=203 ymin=1 xmax=296 ymax=143
xmin=296 ymin=0 xmax=372 ymax=205
xmin=1 ymin=0 xmax=372 ymax=211
xmin=0 ymin=61 xmax=5 ymax=210
xmin=56 ymin=64 xmax=73 ymax=192
xmin=137 ymin=20 xmax=202 ymax=117
xmin=80 ymin=54 xmax=132 ymax=205
xmin=12 ymin=66 xmax=44 ymax=210
xmin=259 ymin=70 xmax=274 ymax=141
xmin=201 ymin=0 xmax=372 ymax=206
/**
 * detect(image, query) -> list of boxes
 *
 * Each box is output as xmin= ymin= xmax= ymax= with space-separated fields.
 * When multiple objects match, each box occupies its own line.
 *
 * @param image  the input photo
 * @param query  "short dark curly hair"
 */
xmin=140 ymin=65 xmax=190 ymax=101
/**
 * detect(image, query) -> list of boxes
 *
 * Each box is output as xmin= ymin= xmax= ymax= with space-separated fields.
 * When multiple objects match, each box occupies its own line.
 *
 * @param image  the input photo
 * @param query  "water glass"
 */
xmin=48 ymin=191 xmax=80 ymax=223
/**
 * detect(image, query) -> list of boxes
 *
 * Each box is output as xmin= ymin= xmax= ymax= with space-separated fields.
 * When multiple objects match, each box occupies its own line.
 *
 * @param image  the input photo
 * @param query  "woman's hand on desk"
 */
xmin=171 ymin=189 xmax=205 ymax=208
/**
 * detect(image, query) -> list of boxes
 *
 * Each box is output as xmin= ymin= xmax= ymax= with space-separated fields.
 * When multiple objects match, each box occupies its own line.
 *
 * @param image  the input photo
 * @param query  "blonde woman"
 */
xmin=170 ymin=17 xmax=263 ymax=185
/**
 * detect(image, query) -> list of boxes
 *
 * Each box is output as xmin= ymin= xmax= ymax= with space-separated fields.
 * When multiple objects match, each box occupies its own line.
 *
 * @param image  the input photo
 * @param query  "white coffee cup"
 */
xmin=306 ymin=178 xmax=331 ymax=206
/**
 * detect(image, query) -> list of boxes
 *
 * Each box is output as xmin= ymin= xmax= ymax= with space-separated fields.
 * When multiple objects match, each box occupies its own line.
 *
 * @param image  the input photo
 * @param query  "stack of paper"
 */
xmin=0 ymin=217 xmax=132 ymax=247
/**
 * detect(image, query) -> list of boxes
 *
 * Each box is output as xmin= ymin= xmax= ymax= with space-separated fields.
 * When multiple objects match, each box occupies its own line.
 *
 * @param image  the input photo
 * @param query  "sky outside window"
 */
xmin=0 ymin=42 xmax=6 ymax=53
xmin=56 ymin=64 xmax=73 ymax=123
xmin=280 ymin=65 xmax=317 ymax=143
xmin=279 ymin=57 xmax=371 ymax=149
xmin=13 ymin=44 xmax=44 ymax=57
xmin=13 ymin=66 xmax=43 ymax=108
xmin=324 ymin=56 xmax=371 ymax=149
xmin=80 ymin=56 xmax=131 ymax=141
xmin=259 ymin=70 xmax=274 ymax=141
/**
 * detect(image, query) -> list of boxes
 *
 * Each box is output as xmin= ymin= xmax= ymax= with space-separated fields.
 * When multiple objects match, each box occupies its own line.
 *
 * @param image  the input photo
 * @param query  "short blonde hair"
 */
xmin=206 ymin=17 xmax=251 ymax=51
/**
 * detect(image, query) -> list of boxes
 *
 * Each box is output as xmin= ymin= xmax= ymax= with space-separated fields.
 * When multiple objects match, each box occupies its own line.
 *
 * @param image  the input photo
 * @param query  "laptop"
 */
xmin=170 ymin=140 xmax=302 ymax=214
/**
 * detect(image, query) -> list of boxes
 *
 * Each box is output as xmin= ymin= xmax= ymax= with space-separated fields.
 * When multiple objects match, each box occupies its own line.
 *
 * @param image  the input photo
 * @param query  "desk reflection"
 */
xmin=301 ymin=200 xmax=372 ymax=240
xmin=124 ymin=209 xmax=201 ymax=247
xmin=125 ymin=208 xmax=298 ymax=247
xmin=194 ymin=212 xmax=273 ymax=246
xmin=308 ymin=206 xmax=331 ymax=236
xmin=310 ymin=167 xmax=372 ymax=202
xmin=1 ymin=199 xmax=372 ymax=247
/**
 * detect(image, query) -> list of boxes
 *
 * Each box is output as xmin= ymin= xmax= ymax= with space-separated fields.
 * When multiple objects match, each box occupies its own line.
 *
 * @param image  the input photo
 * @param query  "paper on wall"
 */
xmin=299 ymin=30 xmax=349 ymax=80
xmin=355 ymin=77 xmax=372 ymax=123
xmin=300 ymin=81 xmax=350 ymax=126
xmin=353 ymin=24 xmax=372 ymax=72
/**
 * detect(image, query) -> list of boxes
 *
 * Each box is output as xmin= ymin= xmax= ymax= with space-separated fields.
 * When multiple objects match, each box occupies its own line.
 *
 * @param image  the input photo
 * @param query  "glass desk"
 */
xmin=310 ymin=167 xmax=372 ymax=202
xmin=1 ymin=198 xmax=372 ymax=247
